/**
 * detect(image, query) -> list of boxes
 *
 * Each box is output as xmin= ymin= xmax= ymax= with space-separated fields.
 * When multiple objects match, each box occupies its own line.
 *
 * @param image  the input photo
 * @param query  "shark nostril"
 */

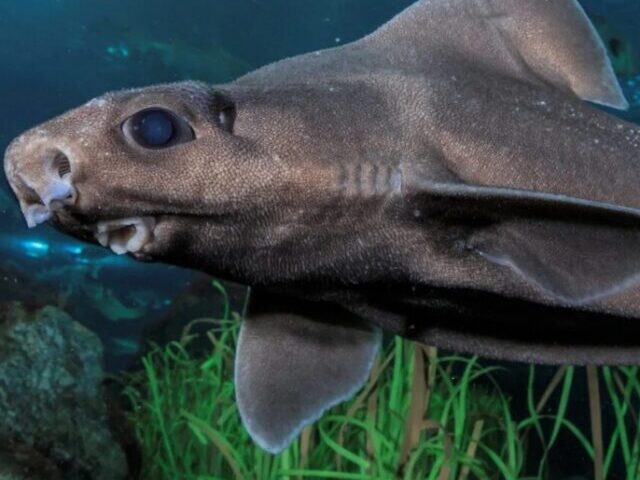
xmin=52 ymin=151 xmax=71 ymax=179
xmin=35 ymin=149 xmax=77 ymax=213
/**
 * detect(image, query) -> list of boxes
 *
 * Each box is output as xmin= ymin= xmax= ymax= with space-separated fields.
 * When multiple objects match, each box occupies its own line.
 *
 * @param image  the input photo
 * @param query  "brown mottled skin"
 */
xmin=5 ymin=0 xmax=640 ymax=451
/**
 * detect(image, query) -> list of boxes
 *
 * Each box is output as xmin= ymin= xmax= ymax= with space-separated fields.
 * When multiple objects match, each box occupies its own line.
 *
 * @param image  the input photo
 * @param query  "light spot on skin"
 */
xmin=85 ymin=97 xmax=108 ymax=108
xmin=389 ymin=166 xmax=403 ymax=194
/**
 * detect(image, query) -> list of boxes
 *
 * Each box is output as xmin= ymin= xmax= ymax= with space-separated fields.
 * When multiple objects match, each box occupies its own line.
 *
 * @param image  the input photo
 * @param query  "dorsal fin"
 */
xmin=364 ymin=0 xmax=629 ymax=110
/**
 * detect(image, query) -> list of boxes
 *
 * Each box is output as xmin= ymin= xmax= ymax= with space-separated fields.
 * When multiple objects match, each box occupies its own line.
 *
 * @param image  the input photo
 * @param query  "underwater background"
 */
xmin=2 ymin=1 xmax=640 ymax=479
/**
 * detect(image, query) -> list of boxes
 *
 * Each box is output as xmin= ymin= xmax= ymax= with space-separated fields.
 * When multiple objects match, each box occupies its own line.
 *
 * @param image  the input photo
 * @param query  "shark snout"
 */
xmin=4 ymin=132 xmax=77 ymax=228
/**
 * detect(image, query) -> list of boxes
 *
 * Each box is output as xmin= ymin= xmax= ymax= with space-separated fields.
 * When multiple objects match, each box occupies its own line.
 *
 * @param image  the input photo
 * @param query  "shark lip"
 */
xmin=93 ymin=216 xmax=156 ymax=255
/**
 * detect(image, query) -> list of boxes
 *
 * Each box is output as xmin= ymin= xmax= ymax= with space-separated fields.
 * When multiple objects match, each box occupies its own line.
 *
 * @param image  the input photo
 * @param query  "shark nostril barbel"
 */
xmin=23 ymin=203 xmax=52 ymax=228
xmin=22 ymin=180 xmax=75 ymax=228
xmin=42 ymin=180 xmax=75 ymax=208
xmin=16 ymin=148 xmax=77 ymax=228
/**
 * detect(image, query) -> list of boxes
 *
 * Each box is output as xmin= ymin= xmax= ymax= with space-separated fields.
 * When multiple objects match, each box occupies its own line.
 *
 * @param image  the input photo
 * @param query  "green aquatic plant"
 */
xmin=122 ymin=283 xmax=640 ymax=479
xmin=122 ymin=281 xmax=524 ymax=479
xmin=519 ymin=364 xmax=640 ymax=480
xmin=123 ymin=327 xmax=524 ymax=479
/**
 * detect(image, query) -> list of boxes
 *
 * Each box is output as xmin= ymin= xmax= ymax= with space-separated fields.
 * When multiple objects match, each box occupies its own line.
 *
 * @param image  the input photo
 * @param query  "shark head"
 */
xmin=3 ymin=71 xmax=403 ymax=288
xmin=2 ymin=81 xmax=326 ymax=279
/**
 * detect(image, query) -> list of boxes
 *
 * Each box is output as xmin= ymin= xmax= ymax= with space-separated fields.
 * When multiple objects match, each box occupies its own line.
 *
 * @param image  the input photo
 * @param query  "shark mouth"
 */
xmin=94 ymin=217 xmax=155 ymax=255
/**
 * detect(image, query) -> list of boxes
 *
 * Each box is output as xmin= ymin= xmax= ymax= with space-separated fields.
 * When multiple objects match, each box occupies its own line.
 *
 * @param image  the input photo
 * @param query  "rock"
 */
xmin=0 ymin=302 xmax=129 ymax=480
xmin=0 ymin=436 xmax=63 ymax=480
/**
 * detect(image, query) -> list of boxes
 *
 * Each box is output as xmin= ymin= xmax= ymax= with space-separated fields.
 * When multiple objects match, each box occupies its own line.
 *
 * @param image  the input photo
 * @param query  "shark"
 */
xmin=4 ymin=0 xmax=640 ymax=453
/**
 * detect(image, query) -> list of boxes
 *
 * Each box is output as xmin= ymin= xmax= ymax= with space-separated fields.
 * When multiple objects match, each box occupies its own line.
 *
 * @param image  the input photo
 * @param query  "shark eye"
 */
xmin=122 ymin=108 xmax=195 ymax=149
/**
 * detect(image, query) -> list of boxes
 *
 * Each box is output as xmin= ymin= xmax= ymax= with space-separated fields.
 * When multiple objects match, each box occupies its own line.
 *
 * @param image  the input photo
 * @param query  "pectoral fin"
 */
xmin=415 ymin=182 xmax=640 ymax=304
xmin=470 ymin=219 xmax=640 ymax=304
xmin=235 ymin=313 xmax=380 ymax=453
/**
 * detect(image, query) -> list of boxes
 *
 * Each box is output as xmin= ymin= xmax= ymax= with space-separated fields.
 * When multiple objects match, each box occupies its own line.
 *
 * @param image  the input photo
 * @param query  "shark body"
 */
xmin=4 ymin=0 xmax=640 ymax=451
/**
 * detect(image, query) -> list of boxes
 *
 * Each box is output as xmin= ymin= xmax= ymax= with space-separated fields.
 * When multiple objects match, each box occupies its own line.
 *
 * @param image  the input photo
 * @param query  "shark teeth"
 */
xmin=94 ymin=217 xmax=155 ymax=255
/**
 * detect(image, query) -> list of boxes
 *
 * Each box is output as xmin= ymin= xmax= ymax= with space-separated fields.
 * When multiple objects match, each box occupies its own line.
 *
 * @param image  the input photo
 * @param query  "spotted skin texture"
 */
xmin=5 ymin=0 xmax=640 ymax=452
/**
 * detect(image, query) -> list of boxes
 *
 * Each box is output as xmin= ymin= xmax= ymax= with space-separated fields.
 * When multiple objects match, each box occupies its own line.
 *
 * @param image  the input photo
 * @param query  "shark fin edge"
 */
xmin=365 ymin=0 xmax=628 ymax=109
xmin=235 ymin=313 xmax=380 ymax=453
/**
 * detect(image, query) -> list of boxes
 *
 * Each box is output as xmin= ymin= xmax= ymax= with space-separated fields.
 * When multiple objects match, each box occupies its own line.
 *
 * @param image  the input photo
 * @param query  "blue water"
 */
xmin=1 ymin=1 xmax=640 ymax=476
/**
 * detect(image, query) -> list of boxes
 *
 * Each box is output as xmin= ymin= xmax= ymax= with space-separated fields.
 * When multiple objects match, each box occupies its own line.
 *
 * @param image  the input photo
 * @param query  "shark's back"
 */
xmin=236 ymin=0 xmax=627 ymax=110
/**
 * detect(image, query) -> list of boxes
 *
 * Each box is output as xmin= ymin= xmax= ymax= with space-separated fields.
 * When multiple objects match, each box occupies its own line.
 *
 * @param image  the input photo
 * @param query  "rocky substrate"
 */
xmin=0 ymin=302 xmax=130 ymax=479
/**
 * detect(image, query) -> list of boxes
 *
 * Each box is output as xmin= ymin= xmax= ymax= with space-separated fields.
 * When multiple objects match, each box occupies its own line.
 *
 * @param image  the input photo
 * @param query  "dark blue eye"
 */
xmin=123 ymin=107 xmax=195 ymax=149
xmin=139 ymin=110 xmax=174 ymax=146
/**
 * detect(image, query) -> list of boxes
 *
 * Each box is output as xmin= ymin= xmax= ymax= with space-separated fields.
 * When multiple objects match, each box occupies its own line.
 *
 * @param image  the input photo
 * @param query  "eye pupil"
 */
xmin=137 ymin=110 xmax=175 ymax=146
xmin=123 ymin=107 xmax=195 ymax=149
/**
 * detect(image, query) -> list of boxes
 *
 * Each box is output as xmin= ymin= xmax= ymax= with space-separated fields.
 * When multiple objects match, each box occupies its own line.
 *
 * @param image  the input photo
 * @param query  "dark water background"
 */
xmin=1 ymin=1 xmax=640 ymax=477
